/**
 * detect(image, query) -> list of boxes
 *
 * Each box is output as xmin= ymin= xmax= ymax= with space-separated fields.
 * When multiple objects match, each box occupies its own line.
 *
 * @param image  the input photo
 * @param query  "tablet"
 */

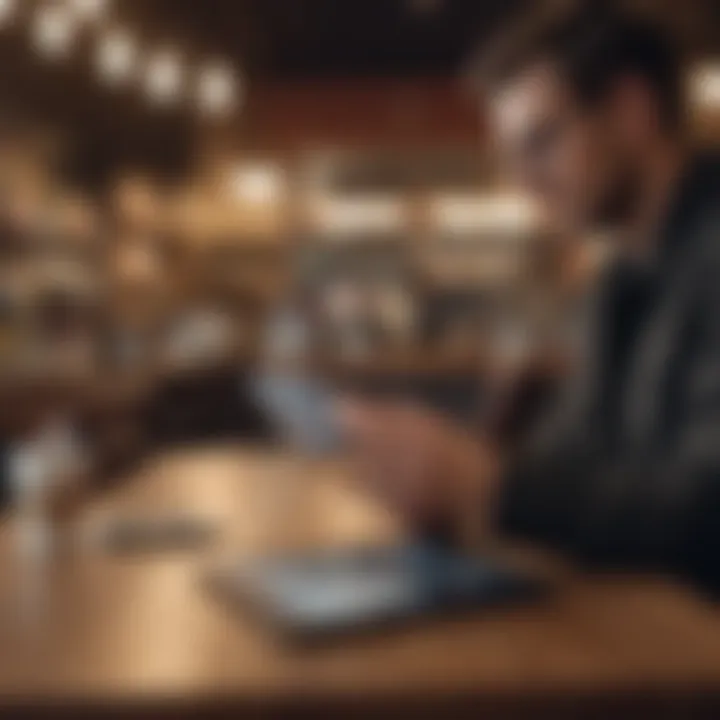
xmin=208 ymin=542 xmax=547 ymax=641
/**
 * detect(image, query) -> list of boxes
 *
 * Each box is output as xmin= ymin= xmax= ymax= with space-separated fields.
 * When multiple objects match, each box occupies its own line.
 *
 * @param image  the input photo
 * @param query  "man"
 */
xmin=341 ymin=6 xmax=720 ymax=595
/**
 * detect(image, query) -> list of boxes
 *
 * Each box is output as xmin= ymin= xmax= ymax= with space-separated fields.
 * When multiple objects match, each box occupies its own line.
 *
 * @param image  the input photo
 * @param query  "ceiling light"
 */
xmin=0 ymin=0 xmax=17 ymax=29
xmin=96 ymin=29 xmax=136 ymax=84
xmin=690 ymin=64 xmax=720 ymax=109
xmin=31 ymin=5 xmax=77 ymax=60
xmin=144 ymin=49 xmax=183 ymax=105
xmin=229 ymin=164 xmax=283 ymax=204
xmin=67 ymin=0 xmax=110 ymax=22
xmin=197 ymin=62 xmax=240 ymax=118
xmin=311 ymin=195 xmax=406 ymax=235
xmin=431 ymin=194 xmax=539 ymax=234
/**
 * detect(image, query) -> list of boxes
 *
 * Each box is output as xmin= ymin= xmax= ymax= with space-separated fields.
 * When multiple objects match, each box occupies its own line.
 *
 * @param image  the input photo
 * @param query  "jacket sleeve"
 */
xmin=498 ymin=263 xmax=720 ymax=596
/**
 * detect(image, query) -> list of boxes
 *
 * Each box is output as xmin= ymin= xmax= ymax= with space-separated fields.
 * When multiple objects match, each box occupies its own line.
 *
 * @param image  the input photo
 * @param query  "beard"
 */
xmin=590 ymin=159 xmax=644 ymax=231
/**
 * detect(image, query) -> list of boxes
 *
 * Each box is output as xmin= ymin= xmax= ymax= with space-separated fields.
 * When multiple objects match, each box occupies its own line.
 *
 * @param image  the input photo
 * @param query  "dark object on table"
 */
xmin=96 ymin=515 xmax=219 ymax=554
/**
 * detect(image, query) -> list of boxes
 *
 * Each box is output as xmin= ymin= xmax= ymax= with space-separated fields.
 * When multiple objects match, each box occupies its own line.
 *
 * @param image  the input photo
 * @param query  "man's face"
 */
xmin=491 ymin=63 xmax=639 ymax=234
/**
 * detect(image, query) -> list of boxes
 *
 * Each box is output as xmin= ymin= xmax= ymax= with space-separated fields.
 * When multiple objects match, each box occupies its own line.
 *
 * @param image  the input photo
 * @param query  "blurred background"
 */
xmin=0 ymin=0 xmax=719 ymax=488
xmin=1 ymin=2 xmax=720 ymax=716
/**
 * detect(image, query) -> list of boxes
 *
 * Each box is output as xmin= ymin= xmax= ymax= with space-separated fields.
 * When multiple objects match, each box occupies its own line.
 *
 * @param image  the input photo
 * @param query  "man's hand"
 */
xmin=338 ymin=399 xmax=503 ymax=544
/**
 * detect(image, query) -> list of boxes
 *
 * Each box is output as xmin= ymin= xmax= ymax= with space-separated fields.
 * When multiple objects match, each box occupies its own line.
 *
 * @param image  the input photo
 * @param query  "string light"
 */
xmin=0 ymin=0 xmax=17 ymax=29
xmin=24 ymin=2 xmax=244 ymax=122
xmin=67 ymin=0 xmax=111 ymax=22
xmin=691 ymin=64 xmax=720 ymax=109
xmin=144 ymin=48 xmax=184 ymax=105
xmin=31 ymin=5 xmax=77 ymax=60
xmin=197 ymin=62 xmax=239 ymax=118
xmin=96 ymin=29 xmax=136 ymax=85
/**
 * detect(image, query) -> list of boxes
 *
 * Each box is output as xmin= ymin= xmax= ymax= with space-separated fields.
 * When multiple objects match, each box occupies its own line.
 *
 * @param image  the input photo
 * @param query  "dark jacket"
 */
xmin=500 ymin=155 xmax=720 ymax=595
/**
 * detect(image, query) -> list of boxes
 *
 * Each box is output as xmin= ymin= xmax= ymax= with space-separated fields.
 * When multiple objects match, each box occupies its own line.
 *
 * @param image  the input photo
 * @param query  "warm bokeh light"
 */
xmin=309 ymin=195 xmax=407 ymax=235
xmin=31 ymin=4 xmax=78 ymax=60
xmin=690 ymin=63 xmax=720 ymax=109
xmin=229 ymin=164 xmax=284 ymax=205
xmin=197 ymin=62 xmax=239 ymax=118
xmin=95 ymin=28 xmax=136 ymax=85
xmin=430 ymin=194 xmax=539 ymax=234
xmin=66 ymin=0 xmax=111 ymax=22
xmin=144 ymin=48 xmax=184 ymax=105
xmin=0 ymin=0 xmax=17 ymax=28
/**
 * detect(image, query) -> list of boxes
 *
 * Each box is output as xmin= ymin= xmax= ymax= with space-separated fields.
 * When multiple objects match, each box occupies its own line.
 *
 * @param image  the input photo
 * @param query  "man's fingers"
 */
xmin=338 ymin=398 xmax=465 ymax=523
xmin=337 ymin=398 xmax=400 ymax=450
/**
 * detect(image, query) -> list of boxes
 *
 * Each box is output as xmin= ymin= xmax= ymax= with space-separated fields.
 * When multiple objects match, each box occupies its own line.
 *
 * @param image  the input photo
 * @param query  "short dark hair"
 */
xmin=477 ymin=4 xmax=683 ymax=129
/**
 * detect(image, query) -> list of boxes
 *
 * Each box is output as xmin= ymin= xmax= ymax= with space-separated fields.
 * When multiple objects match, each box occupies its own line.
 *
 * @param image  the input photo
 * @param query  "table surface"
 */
xmin=0 ymin=447 xmax=719 ymax=715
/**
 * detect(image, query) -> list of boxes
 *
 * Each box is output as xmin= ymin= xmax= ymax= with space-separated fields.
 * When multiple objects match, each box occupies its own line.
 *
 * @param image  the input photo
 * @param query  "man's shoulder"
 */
xmin=684 ymin=153 xmax=720 ymax=232
xmin=666 ymin=153 xmax=720 ymax=271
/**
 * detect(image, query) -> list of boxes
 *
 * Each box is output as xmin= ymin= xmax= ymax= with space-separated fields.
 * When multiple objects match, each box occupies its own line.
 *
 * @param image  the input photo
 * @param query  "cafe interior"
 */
xmin=0 ymin=0 xmax=719 ymax=716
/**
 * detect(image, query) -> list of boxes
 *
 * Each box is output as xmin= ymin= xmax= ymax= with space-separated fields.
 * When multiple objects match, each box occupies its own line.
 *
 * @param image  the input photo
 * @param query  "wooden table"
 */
xmin=0 ymin=447 xmax=719 ymax=718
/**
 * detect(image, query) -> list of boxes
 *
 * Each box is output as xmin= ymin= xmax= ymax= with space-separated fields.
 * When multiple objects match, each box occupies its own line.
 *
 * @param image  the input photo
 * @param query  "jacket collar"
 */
xmin=658 ymin=152 xmax=720 ymax=268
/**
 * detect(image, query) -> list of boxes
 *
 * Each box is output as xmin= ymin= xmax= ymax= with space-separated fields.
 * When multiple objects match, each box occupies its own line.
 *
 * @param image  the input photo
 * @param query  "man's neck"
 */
xmin=622 ymin=139 xmax=687 ymax=262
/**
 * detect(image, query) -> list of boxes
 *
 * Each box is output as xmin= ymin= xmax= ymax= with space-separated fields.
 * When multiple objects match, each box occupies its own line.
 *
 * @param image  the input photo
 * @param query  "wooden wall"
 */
xmin=206 ymin=79 xmax=483 ymax=155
